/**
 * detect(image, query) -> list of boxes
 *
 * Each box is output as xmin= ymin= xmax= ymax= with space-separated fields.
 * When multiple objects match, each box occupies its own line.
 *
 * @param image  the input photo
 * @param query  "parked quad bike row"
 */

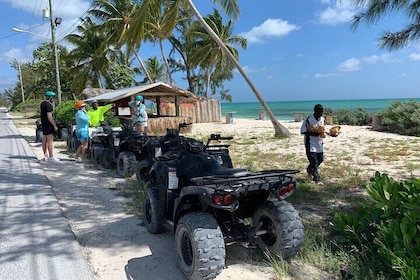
xmin=58 ymin=121 xmax=305 ymax=280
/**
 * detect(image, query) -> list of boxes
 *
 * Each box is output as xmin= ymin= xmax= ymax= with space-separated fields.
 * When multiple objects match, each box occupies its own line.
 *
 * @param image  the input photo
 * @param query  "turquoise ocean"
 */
xmin=221 ymin=98 xmax=420 ymax=121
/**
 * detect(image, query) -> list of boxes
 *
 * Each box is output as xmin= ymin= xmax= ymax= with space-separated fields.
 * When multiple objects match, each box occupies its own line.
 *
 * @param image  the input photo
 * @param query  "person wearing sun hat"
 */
xmin=74 ymin=101 xmax=90 ymax=163
xmin=40 ymin=90 xmax=59 ymax=161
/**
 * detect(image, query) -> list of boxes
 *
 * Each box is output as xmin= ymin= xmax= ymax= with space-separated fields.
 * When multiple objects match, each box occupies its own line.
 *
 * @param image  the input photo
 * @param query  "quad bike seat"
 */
xmin=208 ymin=167 xmax=253 ymax=177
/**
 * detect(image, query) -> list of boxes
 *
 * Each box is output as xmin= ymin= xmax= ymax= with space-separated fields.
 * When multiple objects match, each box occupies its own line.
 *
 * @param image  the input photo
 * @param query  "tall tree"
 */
xmin=183 ymin=0 xmax=290 ymax=136
xmin=188 ymin=9 xmax=246 ymax=98
xmin=89 ymin=0 xmax=153 ymax=83
xmin=64 ymin=17 xmax=115 ymax=93
xmin=350 ymin=0 xmax=420 ymax=50
xmin=138 ymin=56 xmax=167 ymax=84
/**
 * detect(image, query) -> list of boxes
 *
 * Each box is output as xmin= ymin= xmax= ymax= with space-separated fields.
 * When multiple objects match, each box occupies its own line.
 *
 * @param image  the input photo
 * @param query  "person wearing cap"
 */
xmin=40 ymin=90 xmax=59 ymax=161
xmin=128 ymin=94 xmax=148 ymax=135
xmin=87 ymin=100 xmax=113 ymax=127
xmin=74 ymin=101 xmax=90 ymax=163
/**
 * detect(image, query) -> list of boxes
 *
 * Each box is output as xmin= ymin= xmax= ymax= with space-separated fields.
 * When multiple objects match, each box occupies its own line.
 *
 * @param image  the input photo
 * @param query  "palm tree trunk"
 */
xmin=185 ymin=0 xmax=290 ymax=137
xmin=133 ymin=51 xmax=153 ymax=84
xmin=159 ymin=39 xmax=174 ymax=84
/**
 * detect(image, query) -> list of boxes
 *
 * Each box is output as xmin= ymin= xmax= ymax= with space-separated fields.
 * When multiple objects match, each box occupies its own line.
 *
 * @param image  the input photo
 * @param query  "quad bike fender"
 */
xmin=173 ymin=185 xmax=239 ymax=226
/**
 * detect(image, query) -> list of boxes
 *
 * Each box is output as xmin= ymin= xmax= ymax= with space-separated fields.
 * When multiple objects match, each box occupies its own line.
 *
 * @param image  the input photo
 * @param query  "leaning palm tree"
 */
xmin=349 ymin=0 xmax=420 ymax=50
xmin=183 ymin=0 xmax=290 ymax=136
xmin=188 ymin=9 xmax=246 ymax=98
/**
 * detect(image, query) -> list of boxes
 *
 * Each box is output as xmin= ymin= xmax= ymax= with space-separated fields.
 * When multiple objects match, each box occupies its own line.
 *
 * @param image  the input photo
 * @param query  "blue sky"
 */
xmin=0 ymin=0 xmax=419 ymax=102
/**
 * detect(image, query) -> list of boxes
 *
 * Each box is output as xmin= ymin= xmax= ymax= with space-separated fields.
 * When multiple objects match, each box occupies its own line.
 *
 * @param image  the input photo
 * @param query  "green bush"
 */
xmin=336 ymin=108 xmax=371 ymax=126
xmin=12 ymin=99 xmax=42 ymax=117
xmin=54 ymin=100 xmax=77 ymax=127
xmin=380 ymin=100 xmax=420 ymax=136
xmin=332 ymin=172 xmax=420 ymax=279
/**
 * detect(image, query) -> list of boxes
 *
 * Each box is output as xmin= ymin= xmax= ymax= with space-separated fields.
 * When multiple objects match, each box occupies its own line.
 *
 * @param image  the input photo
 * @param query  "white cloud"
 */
xmin=409 ymin=53 xmax=420 ymax=60
xmin=363 ymin=54 xmax=392 ymax=64
xmin=337 ymin=57 xmax=361 ymax=72
xmin=315 ymin=72 xmax=340 ymax=78
xmin=240 ymin=18 xmax=300 ymax=44
xmin=317 ymin=0 xmax=355 ymax=25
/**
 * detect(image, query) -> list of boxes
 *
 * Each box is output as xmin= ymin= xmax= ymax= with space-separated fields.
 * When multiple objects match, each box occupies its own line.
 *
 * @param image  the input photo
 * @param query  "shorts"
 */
xmin=42 ymin=124 xmax=54 ymax=136
xmin=76 ymin=130 xmax=89 ymax=142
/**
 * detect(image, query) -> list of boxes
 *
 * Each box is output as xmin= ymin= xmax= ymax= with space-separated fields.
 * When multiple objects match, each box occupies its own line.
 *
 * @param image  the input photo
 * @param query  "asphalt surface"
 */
xmin=0 ymin=108 xmax=95 ymax=280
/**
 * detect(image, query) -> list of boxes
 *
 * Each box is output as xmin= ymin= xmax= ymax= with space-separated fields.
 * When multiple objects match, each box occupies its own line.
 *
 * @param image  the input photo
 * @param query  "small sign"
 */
xmin=168 ymin=172 xmax=179 ymax=189
xmin=114 ymin=137 xmax=120 ymax=146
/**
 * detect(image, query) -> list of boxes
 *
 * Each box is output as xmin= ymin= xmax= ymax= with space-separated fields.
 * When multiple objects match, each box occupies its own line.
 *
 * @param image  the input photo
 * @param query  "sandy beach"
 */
xmin=13 ymin=116 xmax=420 ymax=280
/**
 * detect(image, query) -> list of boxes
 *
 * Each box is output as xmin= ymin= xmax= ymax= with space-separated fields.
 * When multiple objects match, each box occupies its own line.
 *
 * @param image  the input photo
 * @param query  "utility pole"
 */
xmin=18 ymin=62 xmax=25 ymax=102
xmin=48 ymin=0 xmax=62 ymax=104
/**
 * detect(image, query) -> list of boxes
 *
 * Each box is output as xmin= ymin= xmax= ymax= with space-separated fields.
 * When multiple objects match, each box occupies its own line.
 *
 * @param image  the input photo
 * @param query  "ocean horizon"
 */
xmin=221 ymin=98 xmax=420 ymax=121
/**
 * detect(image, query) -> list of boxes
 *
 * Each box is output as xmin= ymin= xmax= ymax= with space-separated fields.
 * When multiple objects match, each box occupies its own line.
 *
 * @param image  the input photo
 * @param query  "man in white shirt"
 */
xmin=300 ymin=104 xmax=325 ymax=183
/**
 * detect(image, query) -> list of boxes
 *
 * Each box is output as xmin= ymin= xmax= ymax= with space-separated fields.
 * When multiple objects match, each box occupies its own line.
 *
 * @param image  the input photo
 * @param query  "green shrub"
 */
xmin=380 ymin=100 xmax=420 ymax=136
xmin=54 ymin=100 xmax=77 ymax=127
xmin=336 ymin=108 xmax=371 ymax=126
xmin=12 ymin=99 xmax=42 ymax=116
xmin=332 ymin=172 xmax=420 ymax=279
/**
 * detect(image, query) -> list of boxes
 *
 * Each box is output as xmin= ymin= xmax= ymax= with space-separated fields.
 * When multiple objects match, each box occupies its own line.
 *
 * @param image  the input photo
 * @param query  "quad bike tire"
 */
xmin=252 ymin=200 xmax=304 ymax=260
xmin=136 ymin=159 xmax=150 ymax=184
xmin=175 ymin=212 xmax=225 ymax=280
xmin=91 ymin=144 xmax=104 ymax=164
xmin=58 ymin=128 xmax=69 ymax=141
xmin=100 ymin=148 xmax=115 ymax=169
xmin=143 ymin=187 xmax=164 ymax=234
xmin=35 ymin=128 xmax=43 ymax=143
xmin=116 ymin=151 xmax=136 ymax=177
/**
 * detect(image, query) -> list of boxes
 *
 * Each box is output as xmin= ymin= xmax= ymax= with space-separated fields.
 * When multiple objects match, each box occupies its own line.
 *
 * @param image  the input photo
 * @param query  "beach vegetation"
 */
xmin=331 ymin=172 xmax=420 ymax=279
xmin=381 ymin=100 xmax=420 ymax=136
xmin=336 ymin=108 xmax=371 ymax=126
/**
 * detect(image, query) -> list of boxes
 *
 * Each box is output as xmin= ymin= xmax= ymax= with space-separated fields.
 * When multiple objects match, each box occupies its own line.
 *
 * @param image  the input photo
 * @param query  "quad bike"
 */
xmin=35 ymin=119 xmax=68 ymax=142
xmin=135 ymin=123 xmax=191 ymax=185
xmin=136 ymin=127 xmax=233 ymax=185
xmin=88 ymin=122 xmax=115 ymax=164
xmin=100 ymin=124 xmax=149 ymax=177
xmin=142 ymin=123 xmax=304 ymax=280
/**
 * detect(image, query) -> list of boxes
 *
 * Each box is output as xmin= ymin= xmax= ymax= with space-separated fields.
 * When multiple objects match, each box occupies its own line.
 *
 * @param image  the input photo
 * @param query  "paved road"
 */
xmin=0 ymin=108 xmax=95 ymax=280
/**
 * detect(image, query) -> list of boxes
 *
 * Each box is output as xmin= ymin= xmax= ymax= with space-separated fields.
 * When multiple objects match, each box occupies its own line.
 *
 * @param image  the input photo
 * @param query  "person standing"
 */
xmin=74 ymin=101 xmax=90 ymax=163
xmin=87 ymin=100 xmax=113 ymax=127
xmin=300 ymin=104 xmax=325 ymax=183
xmin=128 ymin=95 xmax=148 ymax=135
xmin=40 ymin=90 xmax=59 ymax=161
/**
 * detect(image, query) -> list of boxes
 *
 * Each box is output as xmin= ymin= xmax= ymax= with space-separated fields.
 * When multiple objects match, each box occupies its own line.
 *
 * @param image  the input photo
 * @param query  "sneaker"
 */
xmin=76 ymin=158 xmax=82 ymax=163
xmin=42 ymin=157 xmax=48 ymax=161
xmin=48 ymin=157 xmax=60 ymax=162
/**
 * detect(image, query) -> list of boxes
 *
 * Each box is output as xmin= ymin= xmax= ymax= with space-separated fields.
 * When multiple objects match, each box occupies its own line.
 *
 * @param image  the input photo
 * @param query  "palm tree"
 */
xmin=183 ymin=0 xmax=290 ymax=136
xmin=132 ymin=0 xmax=181 ymax=84
xmin=140 ymin=56 xmax=167 ymax=83
xmin=349 ymin=0 xmax=420 ymax=50
xmin=188 ymin=9 xmax=246 ymax=98
xmin=64 ymin=17 xmax=115 ymax=93
xmin=89 ymin=0 xmax=153 ymax=83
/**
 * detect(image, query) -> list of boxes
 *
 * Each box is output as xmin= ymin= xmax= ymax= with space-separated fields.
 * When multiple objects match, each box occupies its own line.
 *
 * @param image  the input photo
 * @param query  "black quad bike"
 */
xmin=135 ymin=125 xmax=234 ymax=185
xmin=100 ymin=124 xmax=149 ymax=177
xmin=135 ymin=123 xmax=192 ymax=185
xmin=142 ymin=125 xmax=304 ymax=280
xmin=89 ymin=123 xmax=115 ymax=164
xmin=35 ymin=119 xmax=68 ymax=142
